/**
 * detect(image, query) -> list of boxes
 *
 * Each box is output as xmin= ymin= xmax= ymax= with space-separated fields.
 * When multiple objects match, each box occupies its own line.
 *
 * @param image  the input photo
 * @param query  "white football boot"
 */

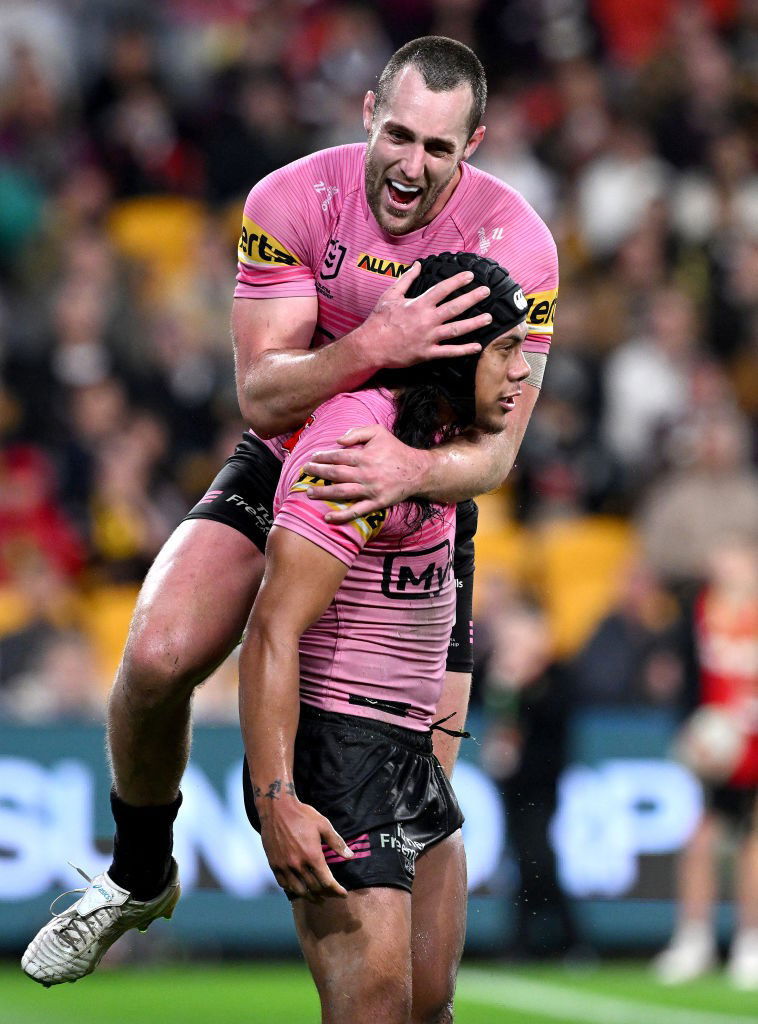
xmin=652 ymin=921 xmax=716 ymax=984
xmin=21 ymin=860 xmax=180 ymax=986
xmin=728 ymin=928 xmax=758 ymax=989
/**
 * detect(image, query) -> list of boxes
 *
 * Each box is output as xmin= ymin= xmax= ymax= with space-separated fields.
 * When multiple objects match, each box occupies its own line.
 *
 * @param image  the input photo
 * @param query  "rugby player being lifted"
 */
xmin=23 ymin=36 xmax=558 ymax=988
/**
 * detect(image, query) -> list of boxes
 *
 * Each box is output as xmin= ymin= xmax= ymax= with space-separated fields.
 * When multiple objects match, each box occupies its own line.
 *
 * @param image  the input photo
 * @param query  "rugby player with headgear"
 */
xmin=241 ymin=252 xmax=530 ymax=1023
xmin=23 ymin=35 xmax=557 ymax=990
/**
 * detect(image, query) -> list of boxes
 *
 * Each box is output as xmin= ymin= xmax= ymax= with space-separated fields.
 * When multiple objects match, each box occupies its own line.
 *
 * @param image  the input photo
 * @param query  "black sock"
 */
xmin=108 ymin=789 xmax=182 ymax=901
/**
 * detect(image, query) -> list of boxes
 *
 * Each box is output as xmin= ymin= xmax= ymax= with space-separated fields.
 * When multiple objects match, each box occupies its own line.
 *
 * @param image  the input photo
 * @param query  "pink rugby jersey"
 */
xmin=273 ymin=388 xmax=456 ymax=731
xmin=235 ymin=143 xmax=558 ymax=458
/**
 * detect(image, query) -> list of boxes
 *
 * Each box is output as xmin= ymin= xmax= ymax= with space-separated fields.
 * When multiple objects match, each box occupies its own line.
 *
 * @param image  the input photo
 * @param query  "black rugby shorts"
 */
xmin=243 ymin=704 xmax=464 ymax=894
xmin=705 ymin=782 xmax=758 ymax=836
xmin=185 ymin=433 xmax=477 ymax=673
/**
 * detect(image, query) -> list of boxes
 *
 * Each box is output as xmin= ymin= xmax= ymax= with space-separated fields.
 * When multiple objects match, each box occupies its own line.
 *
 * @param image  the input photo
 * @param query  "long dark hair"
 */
xmin=371 ymin=370 xmax=473 ymax=533
xmin=370 ymin=251 xmax=528 ymax=532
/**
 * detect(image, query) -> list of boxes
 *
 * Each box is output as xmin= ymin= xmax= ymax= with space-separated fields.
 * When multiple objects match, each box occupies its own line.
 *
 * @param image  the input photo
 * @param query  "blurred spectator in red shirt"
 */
xmin=0 ymin=443 xmax=84 ymax=583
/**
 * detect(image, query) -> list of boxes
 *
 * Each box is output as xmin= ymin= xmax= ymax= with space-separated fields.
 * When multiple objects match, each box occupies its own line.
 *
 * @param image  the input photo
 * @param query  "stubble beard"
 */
xmin=474 ymin=406 xmax=510 ymax=436
xmin=364 ymin=152 xmax=457 ymax=236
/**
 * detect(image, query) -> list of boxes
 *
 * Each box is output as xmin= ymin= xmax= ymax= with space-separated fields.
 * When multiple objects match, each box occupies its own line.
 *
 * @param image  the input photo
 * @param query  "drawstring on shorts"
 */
xmin=431 ymin=712 xmax=472 ymax=740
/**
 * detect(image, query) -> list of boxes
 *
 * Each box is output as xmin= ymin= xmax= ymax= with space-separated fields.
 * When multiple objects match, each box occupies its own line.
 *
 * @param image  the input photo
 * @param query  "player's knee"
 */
xmin=343 ymin=967 xmax=411 ymax=1021
xmin=412 ymin=970 xmax=456 ymax=1024
xmin=413 ymin=998 xmax=454 ymax=1024
xmin=116 ymin=626 xmax=202 ymax=708
xmin=412 ymin=986 xmax=455 ymax=1024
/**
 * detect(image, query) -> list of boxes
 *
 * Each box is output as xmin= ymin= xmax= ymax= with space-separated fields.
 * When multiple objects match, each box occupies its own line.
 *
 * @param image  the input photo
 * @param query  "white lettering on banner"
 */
xmin=0 ymin=756 xmax=702 ymax=903
xmin=454 ymin=760 xmax=505 ymax=891
xmin=172 ymin=764 xmax=271 ymax=897
xmin=0 ymin=758 xmax=274 ymax=901
xmin=0 ymin=759 xmax=105 ymax=899
xmin=551 ymin=760 xmax=703 ymax=898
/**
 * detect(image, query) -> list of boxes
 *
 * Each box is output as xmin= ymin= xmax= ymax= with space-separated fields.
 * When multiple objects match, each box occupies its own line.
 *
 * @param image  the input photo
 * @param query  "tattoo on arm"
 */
xmin=255 ymin=779 xmax=297 ymax=800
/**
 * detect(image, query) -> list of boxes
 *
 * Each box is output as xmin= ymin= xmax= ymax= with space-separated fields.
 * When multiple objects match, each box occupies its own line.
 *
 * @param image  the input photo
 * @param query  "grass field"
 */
xmin=3 ymin=960 xmax=758 ymax=1023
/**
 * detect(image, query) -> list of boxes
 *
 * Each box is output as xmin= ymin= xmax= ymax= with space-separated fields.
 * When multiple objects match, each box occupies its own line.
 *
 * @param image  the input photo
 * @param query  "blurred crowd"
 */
xmin=0 ymin=0 xmax=755 ymax=737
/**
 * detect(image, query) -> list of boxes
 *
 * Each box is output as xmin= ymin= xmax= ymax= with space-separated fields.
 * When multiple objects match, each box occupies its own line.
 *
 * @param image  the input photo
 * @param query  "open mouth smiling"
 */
xmin=386 ymin=179 xmax=423 ymax=209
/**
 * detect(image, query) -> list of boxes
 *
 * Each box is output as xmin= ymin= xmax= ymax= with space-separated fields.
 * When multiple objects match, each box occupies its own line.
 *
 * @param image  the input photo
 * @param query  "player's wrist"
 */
xmin=251 ymin=776 xmax=298 ymax=811
xmin=407 ymin=446 xmax=436 ymax=499
xmin=346 ymin=320 xmax=388 ymax=377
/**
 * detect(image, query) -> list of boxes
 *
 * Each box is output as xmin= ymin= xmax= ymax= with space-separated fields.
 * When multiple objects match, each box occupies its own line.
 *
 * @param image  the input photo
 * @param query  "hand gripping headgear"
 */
xmin=403 ymin=251 xmax=528 ymax=420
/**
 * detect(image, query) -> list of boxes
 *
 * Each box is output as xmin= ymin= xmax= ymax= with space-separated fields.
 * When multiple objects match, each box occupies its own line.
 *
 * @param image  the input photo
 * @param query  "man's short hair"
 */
xmin=374 ymin=36 xmax=487 ymax=139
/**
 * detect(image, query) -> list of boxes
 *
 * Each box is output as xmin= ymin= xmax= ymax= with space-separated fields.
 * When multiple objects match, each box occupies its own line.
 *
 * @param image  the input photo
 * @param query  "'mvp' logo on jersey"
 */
xmin=381 ymin=540 xmax=453 ymax=600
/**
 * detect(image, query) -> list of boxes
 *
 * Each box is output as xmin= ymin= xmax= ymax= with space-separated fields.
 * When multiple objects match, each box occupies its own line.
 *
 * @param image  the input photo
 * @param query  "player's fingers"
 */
xmin=309 ymin=864 xmax=349 ymax=899
xmin=304 ymin=464 xmax=361 ymax=485
xmin=304 ymin=450 xmax=361 ymax=473
xmin=434 ymin=284 xmax=490 ymax=320
xmin=393 ymin=260 xmax=421 ymax=294
xmin=274 ymin=867 xmax=308 ymax=899
xmin=325 ymin=500 xmax=377 ymax=524
xmin=335 ymin=424 xmax=383 ymax=447
xmin=417 ymin=269 xmax=475 ymax=304
xmin=435 ymin=311 xmax=492 ymax=342
xmin=322 ymin=824 xmax=354 ymax=862
xmin=309 ymin=484 xmax=368 ymax=505
xmin=295 ymin=868 xmax=329 ymax=903
xmin=426 ymin=340 xmax=483 ymax=360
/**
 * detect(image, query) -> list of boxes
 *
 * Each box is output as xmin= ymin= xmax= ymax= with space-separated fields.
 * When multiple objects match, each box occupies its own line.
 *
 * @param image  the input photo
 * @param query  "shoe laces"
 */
xmin=48 ymin=863 xmax=114 ymax=952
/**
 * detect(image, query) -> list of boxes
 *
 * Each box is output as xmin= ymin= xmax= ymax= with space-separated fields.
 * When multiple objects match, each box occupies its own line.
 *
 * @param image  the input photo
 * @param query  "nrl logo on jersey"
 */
xmin=356 ymin=253 xmax=411 ymax=278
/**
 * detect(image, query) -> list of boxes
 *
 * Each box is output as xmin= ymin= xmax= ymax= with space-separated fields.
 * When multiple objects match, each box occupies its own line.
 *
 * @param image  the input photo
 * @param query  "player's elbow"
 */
xmin=245 ymin=606 xmax=298 ymax=662
xmin=236 ymin=370 xmax=303 ymax=438
xmin=236 ymin=382 xmax=280 ymax=439
xmin=245 ymin=609 xmax=278 ymax=650
xmin=242 ymin=408 xmax=278 ymax=440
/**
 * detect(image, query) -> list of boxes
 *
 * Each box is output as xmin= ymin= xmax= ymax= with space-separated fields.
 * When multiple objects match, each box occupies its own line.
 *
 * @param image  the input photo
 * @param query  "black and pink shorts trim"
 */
xmin=243 ymin=704 xmax=464 ymax=895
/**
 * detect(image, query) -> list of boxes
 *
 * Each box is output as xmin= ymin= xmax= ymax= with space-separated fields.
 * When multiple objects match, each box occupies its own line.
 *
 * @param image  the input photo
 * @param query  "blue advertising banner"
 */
xmin=0 ymin=711 xmax=709 ymax=954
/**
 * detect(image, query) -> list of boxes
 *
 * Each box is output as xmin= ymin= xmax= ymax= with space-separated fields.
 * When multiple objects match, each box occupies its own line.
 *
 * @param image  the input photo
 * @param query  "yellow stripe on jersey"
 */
xmin=291 ymin=473 xmax=387 ymax=542
xmin=524 ymin=288 xmax=558 ymax=335
xmin=238 ymin=215 xmax=302 ymax=268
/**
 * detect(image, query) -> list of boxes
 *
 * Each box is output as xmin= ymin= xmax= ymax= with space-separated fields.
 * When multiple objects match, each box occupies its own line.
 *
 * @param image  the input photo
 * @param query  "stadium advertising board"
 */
xmin=0 ymin=712 xmax=706 ymax=952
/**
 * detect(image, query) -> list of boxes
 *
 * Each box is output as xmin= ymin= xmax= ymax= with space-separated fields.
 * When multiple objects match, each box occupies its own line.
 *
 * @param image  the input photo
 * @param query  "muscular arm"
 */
xmin=303 ymin=383 xmax=540 ymax=520
xmin=232 ymin=296 xmax=379 ymax=438
xmin=416 ymin=384 xmax=539 ymax=502
xmin=239 ymin=525 xmax=354 ymax=897
xmin=231 ymin=264 xmax=491 ymax=439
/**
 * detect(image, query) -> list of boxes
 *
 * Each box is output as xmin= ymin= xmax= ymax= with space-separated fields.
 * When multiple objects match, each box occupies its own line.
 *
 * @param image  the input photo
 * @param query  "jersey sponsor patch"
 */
xmin=381 ymin=540 xmax=454 ymax=600
xmin=356 ymin=253 xmax=411 ymax=278
xmin=524 ymin=288 xmax=558 ymax=335
xmin=238 ymin=215 xmax=301 ymax=268
xmin=291 ymin=471 xmax=387 ymax=541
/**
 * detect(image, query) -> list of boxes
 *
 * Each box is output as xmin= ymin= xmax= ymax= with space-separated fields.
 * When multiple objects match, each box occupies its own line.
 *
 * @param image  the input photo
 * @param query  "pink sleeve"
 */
xmin=276 ymin=493 xmax=387 ymax=568
xmin=470 ymin=178 xmax=559 ymax=357
xmin=274 ymin=393 xmax=392 ymax=566
xmin=234 ymin=155 xmax=325 ymax=300
xmin=492 ymin=221 xmax=558 ymax=357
